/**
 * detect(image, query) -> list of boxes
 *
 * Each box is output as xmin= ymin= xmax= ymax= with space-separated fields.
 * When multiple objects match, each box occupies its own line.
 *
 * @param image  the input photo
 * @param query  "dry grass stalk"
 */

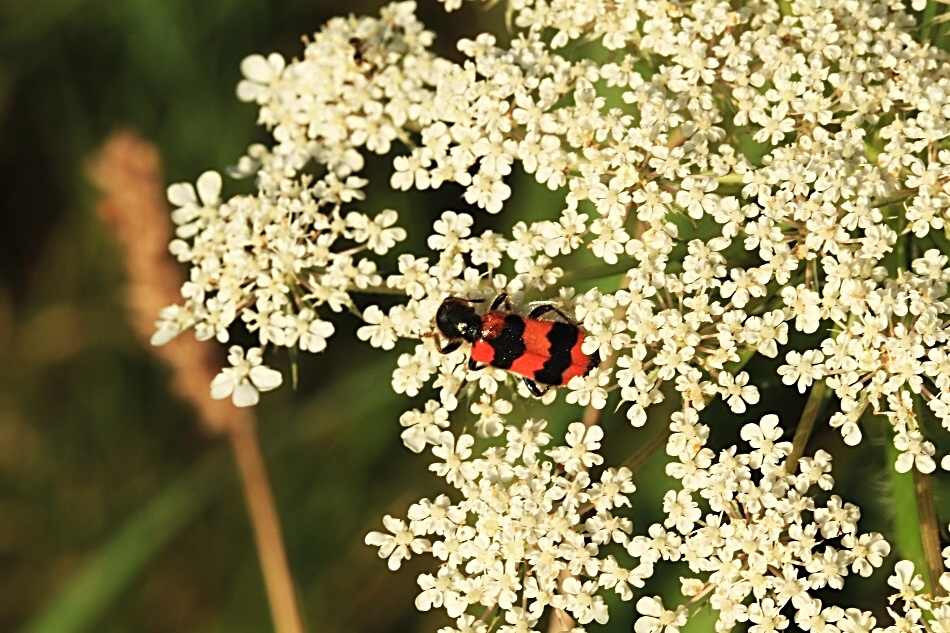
xmin=88 ymin=130 xmax=242 ymax=436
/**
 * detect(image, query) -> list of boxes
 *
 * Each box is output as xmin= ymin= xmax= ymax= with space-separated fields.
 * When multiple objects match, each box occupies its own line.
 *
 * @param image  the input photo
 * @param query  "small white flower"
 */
xmin=547 ymin=423 xmax=604 ymax=474
xmin=887 ymin=560 xmax=927 ymax=609
xmin=635 ymin=596 xmax=688 ymax=633
xmin=392 ymin=349 xmax=433 ymax=397
xmin=357 ymin=305 xmax=398 ymax=350
xmin=365 ymin=515 xmax=431 ymax=571
xmin=347 ymin=209 xmax=407 ymax=255
xmin=893 ymin=430 xmax=937 ymax=474
xmin=778 ymin=350 xmax=826 ymax=393
xmin=427 ymin=211 xmax=473 ymax=252
xmin=210 ymin=346 xmax=283 ymax=407
xmin=415 ymin=567 xmax=465 ymax=615
xmin=298 ymin=311 xmax=335 ymax=353
xmin=661 ymin=489 xmax=700 ymax=534
xmin=747 ymin=597 xmax=788 ymax=633
xmin=740 ymin=414 xmax=792 ymax=468
xmin=463 ymin=172 xmax=511 ymax=213
xmin=167 ymin=170 xmax=222 ymax=212
xmin=718 ymin=371 xmax=760 ymax=413
xmin=399 ymin=400 xmax=449 ymax=454
xmin=841 ymin=532 xmax=890 ymax=577
xmin=470 ymin=394 xmax=511 ymax=438
xmin=236 ymin=53 xmax=285 ymax=102
xmin=430 ymin=431 xmax=478 ymax=487
xmin=566 ymin=367 xmax=610 ymax=409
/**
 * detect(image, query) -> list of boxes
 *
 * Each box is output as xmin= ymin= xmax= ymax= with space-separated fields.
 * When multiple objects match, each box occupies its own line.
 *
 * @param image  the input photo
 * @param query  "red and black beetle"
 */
xmin=432 ymin=292 xmax=601 ymax=396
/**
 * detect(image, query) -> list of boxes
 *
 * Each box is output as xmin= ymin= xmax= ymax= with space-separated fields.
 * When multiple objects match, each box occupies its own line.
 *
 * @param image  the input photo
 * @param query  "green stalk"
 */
xmin=884 ymin=430 xmax=934 ymax=595
xmin=19 ymin=360 xmax=395 ymax=633
xmin=922 ymin=0 xmax=938 ymax=43
xmin=786 ymin=379 xmax=829 ymax=470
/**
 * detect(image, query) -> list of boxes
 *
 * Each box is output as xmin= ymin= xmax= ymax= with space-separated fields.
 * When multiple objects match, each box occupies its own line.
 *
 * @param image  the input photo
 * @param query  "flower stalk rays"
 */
xmin=155 ymin=0 xmax=950 ymax=630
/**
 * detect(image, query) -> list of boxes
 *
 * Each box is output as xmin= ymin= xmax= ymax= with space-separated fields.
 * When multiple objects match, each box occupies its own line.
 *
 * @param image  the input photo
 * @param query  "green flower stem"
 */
xmin=884 ymin=433 xmax=935 ymax=595
xmin=715 ymin=173 xmax=744 ymax=186
xmin=923 ymin=0 xmax=938 ymax=43
xmin=786 ymin=379 xmax=829 ymax=470
xmin=290 ymin=346 xmax=299 ymax=389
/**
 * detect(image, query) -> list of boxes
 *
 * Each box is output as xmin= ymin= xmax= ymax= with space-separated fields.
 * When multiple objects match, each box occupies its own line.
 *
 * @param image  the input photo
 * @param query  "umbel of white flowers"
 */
xmin=154 ymin=0 xmax=950 ymax=630
xmin=156 ymin=0 xmax=950 ymax=473
xmin=364 ymin=413 xmax=943 ymax=633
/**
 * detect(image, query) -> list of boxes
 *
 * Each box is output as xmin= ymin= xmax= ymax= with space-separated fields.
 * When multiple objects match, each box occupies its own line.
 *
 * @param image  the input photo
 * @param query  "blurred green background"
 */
xmin=0 ymin=0 xmax=947 ymax=632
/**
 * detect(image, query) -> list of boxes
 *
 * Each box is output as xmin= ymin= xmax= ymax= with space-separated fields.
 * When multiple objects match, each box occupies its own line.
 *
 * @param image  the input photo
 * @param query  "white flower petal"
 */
xmin=232 ymin=380 xmax=260 ymax=407
xmin=210 ymin=371 xmax=237 ymax=400
xmin=195 ymin=171 xmax=222 ymax=206
xmin=167 ymin=182 xmax=196 ymax=207
xmin=240 ymin=53 xmax=282 ymax=82
xmin=249 ymin=365 xmax=283 ymax=391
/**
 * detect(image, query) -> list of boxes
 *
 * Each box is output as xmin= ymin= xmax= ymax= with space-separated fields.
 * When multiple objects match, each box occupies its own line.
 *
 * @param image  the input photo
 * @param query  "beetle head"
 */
xmin=435 ymin=297 xmax=482 ymax=344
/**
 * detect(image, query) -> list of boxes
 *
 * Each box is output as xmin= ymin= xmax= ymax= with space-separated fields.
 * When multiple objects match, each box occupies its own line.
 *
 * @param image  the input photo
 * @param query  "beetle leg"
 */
xmin=489 ymin=292 xmax=512 ymax=312
xmin=528 ymin=303 xmax=576 ymax=324
xmin=523 ymin=378 xmax=549 ymax=397
xmin=587 ymin=351 xmax=602 ymax=371
xmin=468 ymin=357 xmax=484 ymax=372
xmin=426 ymin=331 xmax=460 ymax=354
xmin=439 ymin=340 xmax=462 ymax=354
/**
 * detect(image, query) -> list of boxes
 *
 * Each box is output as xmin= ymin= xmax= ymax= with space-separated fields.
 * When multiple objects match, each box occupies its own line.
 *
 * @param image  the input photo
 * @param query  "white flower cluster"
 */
xmin=155 ymin=0 xmax=950 ymax=472
xmin=634 ymin=411 xmax=892 ymax=633
xmin=157 ymin=0 xmax=950 ymax=628
xmin=367 ymin=411 xmax=907 ymax=632
xmin=152 ymin=5 xmax=438 ymax=404
xmin=356 ymin=0 xmax=950 ymax=470
xmin=366 ymin=420 xmax=643 ymax=631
